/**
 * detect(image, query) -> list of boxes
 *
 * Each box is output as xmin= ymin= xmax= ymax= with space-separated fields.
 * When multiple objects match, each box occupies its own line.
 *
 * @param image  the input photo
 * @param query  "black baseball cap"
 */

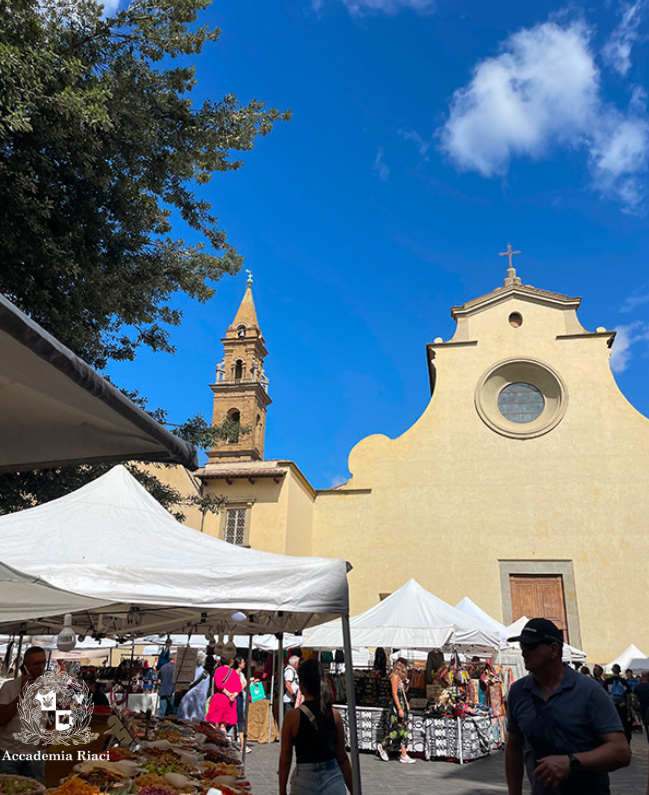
xmin=507 ymin=618 xmax=564 ymax=646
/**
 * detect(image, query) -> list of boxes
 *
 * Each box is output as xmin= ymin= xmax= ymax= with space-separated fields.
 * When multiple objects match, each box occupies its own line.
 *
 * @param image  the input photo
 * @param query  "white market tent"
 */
xmin=0 ymin=560 xmax=110 ymax=625
xmin=0 ymin=465 xmax=350 ymax=638
xmin=606 ymin=643 xmax=649 ymax=673
xmin=455 ymin=597 xmax=510 ymax=645
xmin=299 ymin=579 xmax=500 ymax=652
xmin=0 ymin=465 xmax=364 ymax=793
xmin=0 ymin=294 xmax=197 ymax=472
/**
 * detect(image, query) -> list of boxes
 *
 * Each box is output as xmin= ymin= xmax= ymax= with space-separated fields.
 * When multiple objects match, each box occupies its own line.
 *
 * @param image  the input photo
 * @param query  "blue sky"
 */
xmin=108 ymin=0 xmax=649 ymax=489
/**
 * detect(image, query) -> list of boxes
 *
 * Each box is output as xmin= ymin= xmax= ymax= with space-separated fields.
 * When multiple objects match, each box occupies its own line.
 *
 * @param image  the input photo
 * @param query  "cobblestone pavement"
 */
xmin=244 ymin=732 xmax=648 ymax=794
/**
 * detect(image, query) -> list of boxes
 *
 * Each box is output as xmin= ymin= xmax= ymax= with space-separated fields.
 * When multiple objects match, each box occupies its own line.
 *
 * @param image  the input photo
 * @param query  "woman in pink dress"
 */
xmin=206 ymin=658 xmax=242 ymax=731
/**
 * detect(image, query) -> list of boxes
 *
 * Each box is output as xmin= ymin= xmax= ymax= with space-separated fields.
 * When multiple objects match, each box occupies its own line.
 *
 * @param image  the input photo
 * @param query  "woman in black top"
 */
xmin=279 ymin=659 xmax=353 ymax=795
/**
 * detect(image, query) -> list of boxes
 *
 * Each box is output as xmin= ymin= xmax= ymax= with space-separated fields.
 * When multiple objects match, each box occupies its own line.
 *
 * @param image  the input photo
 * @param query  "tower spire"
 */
xmin=232 ymin=274 xmax=260 ymax=329
xmin=207 ymin=277 xmax=271 ymax=463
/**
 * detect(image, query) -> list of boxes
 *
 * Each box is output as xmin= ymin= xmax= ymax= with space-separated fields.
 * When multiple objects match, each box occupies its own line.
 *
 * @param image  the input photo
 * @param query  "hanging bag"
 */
xmin=250 ymin=681 xmax=266 ymax=703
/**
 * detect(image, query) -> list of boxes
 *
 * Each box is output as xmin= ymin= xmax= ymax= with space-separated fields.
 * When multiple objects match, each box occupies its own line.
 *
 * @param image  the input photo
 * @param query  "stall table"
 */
xmin=336 ymin=705 xmax=505 ymax=763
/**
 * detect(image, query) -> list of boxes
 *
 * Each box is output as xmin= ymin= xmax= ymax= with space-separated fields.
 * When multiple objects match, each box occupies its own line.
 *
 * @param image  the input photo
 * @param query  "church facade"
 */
xmin=180 ymin=267 xmax=648 ymax=663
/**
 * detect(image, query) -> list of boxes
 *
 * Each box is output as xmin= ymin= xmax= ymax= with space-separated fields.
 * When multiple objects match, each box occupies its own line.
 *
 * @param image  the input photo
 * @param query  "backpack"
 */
xmin=607 ymin=678 xmax=627 ymax=705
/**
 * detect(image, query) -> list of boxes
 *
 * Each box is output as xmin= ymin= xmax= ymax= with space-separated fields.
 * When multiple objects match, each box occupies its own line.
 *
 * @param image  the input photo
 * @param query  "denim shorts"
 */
xmin=290 ymin=759 xmax=346 ymax=794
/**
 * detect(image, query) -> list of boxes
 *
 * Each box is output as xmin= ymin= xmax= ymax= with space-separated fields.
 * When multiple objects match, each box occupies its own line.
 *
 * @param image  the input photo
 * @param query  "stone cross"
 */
xmin=499 ymin=243 xmax=521 ymax=269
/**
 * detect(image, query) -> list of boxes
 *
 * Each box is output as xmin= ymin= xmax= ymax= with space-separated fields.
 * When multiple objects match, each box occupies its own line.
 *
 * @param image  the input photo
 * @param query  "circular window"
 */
xmin=509 ymin=312 xmax=523 ymax=328
xmin=498 ymin=383 xmax=544 ymax=423
xmin=475 ymin=359 xmax=567 ymax=439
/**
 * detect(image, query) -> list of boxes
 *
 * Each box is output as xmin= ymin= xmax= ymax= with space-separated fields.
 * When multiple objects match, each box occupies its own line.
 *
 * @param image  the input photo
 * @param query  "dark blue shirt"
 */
xmin=158 ymin=661 xmax=176 ymax=697
xmin=507 ymin=665 xmax=623 ymax=795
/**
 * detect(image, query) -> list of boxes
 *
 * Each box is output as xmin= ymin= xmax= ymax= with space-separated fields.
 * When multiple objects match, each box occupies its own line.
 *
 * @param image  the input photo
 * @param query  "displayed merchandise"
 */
xmin=44 ymin=713 xmax=257 ymax=795
xmin=317 ymin=651 xmax=513 ymax=763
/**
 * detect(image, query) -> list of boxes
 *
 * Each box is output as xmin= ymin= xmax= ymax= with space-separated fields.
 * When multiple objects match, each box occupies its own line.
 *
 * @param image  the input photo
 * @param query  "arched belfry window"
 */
xmin=237 ymin=325 xmax=246 ymax=338
xmin=234 ymin=359 xmax=243 ymax=380
xmin=226 ymin=408 xmax=240 ymax=443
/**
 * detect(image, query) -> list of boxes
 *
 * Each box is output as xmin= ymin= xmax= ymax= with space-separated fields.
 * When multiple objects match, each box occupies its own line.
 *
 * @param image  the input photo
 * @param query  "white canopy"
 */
xmin=0 ymin=294 xmax=197 ymax=472
xmin=0 ymin=560 xmax=110 ymax=624
xmin=0 ymin=465 xmax=350 ymax=637
xmin=299 ymin=579 xmax=500 ymax=652
xmin=455 ymin=596 xmax=510 ymax=645
xmin=606 ymin=643 xmax=649 ymax=673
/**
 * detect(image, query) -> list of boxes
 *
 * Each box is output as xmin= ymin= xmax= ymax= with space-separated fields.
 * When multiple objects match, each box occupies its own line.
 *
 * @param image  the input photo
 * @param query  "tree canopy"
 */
xmin=0 ymin=0 xmax=289 ymax=513
xmin=0 ymin=0 xmax=290 ymax=369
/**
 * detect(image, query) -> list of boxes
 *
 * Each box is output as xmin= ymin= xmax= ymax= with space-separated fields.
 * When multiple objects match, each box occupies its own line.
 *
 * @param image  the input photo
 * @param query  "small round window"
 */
xmin=498 ymin=383 xmax=544 ymax=423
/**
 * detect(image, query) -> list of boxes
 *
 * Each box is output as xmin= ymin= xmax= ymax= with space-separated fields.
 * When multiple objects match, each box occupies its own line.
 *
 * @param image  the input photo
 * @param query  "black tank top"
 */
xmin=293 ymin=701 xmax=337 ymax=764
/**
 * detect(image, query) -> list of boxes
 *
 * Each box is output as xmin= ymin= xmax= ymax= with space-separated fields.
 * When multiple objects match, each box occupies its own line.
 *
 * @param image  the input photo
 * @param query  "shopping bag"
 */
xmin=250 ymin=682 xmax=266 ymax=703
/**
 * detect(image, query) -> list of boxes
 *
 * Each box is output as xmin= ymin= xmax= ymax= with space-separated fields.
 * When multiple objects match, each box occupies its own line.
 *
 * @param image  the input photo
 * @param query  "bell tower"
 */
xmin=207 ymin=273 xmax=271 ymax=462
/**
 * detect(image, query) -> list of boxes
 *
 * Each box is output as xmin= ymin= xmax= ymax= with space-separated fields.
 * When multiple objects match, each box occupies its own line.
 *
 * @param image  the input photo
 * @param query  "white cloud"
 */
xmin=620 ymin=291 xmax=649 ymax=312
xmin=590 ymin=114 xmax=649 ymax=209
xmin=602 ymin=1 xmax=644 ymax=76
xmin=373 ymin=147 xmax=390 ymax=181
xmin=398 ymin=128 xmax=431 ymax=160
xmin=610 ymin=320 xmax=649 ymax=372
xmin=439 ymin=20 xmax=649 ymax=210
xmin=330 ymin=474 xmax=349 ymax=487
xmin=315 ymin=0 xmax=435 ymax=15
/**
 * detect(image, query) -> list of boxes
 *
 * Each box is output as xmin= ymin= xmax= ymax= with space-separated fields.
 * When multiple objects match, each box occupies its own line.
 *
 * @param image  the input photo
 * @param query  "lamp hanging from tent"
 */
xmin=57 ymin=614 xmax=76 ymax=652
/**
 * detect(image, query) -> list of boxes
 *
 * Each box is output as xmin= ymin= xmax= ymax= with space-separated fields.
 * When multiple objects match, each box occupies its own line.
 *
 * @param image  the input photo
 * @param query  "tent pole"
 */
xmin=14 ymin=631 xmax=24 ymax=679
xmin=268 ymin=646 xmax=276 ymax=744
xmin=277 ymin=633 xmax=284 ymax=733
xmin=241 ymin=635 xmax=253 ymax=773
xmin=342 ymin=613 xmax=362 ymax=795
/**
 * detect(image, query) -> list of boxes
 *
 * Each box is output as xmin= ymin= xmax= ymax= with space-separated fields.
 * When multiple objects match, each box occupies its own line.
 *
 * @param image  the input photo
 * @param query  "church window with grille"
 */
xmin=498 ymin=382 xmax=545 ymax=423
xmin=224 ymin=508 xmax=247 ymax=545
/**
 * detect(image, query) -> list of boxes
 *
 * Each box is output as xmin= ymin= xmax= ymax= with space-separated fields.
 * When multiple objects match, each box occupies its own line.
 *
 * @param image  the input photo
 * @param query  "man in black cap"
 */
xmin=505 ymin=618 xmax=630 ymax=794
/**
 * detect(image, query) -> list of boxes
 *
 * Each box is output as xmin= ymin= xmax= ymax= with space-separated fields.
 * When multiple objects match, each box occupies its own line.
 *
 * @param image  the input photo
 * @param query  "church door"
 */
xmin=509 ymin=574 xmax=569 ymax=643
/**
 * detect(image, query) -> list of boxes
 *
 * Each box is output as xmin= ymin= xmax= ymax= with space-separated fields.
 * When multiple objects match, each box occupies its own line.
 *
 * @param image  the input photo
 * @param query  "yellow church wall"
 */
xmin=199 ymin=476 xmax=288 ymax=552
xmin=312 ymin=291 xmax=649 ymax=663
xmin=281 ymin=464 xmax=316 ymax=557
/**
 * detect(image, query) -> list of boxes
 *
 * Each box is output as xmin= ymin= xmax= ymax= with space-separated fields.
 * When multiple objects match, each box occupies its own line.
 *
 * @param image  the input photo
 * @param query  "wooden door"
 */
xmin=509 ymin=574 xmax=568 ymax=642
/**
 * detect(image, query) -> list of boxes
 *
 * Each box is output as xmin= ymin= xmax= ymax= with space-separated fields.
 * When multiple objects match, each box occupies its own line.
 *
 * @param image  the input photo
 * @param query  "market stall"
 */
xmin=0 ymin=465 xmax=362 ymax=792
xmin=299 ymin=579 xmax=505 ymax=763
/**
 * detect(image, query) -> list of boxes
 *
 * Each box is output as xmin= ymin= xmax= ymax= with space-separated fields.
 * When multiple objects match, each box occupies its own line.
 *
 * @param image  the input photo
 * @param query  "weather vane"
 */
xmin=245 ymin=269 xmax=253 ymax=285
xmin=499 ymin=243 xmax=521 ymax=269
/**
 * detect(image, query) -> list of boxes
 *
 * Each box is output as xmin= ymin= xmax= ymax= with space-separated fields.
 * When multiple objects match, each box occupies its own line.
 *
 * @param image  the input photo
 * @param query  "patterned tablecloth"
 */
xmin=336 ymin=705 xmax=504 ymax=762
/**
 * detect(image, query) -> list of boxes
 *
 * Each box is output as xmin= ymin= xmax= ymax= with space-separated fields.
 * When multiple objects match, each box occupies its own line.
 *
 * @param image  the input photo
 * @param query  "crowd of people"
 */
xmin=576 ymin=662 xmax=649 ymax=746
xmin=1 ymin=631 xmax=648 ymax=794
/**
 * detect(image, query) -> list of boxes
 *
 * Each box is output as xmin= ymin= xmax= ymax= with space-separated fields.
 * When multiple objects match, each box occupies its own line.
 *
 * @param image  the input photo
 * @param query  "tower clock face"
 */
xmin=475 ymin=358 xmax=567 ymax=439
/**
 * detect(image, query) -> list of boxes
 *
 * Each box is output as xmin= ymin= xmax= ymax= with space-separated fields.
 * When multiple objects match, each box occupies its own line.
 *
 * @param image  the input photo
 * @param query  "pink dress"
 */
xmin=206 ymin=665 xmax=242 ymax=725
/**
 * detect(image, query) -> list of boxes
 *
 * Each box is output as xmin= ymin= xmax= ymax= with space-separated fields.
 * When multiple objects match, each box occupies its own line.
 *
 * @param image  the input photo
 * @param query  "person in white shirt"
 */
xmin=284 ymin=656 xmax=300 ymax=709
xmin=0 ymin=646 xmax=47 ymax=782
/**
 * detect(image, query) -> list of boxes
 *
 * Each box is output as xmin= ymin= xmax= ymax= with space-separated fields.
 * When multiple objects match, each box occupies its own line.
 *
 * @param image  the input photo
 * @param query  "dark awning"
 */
xmin=0 ymin=294 xmax=198 ymax=472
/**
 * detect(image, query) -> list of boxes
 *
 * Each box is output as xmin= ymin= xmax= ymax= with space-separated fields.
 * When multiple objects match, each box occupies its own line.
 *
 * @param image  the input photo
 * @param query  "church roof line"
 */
xmin=451 ymin=282 xmax=582 ymax=319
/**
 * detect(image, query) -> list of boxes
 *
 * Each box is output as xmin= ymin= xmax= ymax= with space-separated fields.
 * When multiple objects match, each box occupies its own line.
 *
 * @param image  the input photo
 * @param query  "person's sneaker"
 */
xmin=376 ymin=743 xmax=389 ymax=762
xmin=245 ymin=746 xmax=253 ymax=753
xmin=399 ymin=754 xmax=415 ymax=764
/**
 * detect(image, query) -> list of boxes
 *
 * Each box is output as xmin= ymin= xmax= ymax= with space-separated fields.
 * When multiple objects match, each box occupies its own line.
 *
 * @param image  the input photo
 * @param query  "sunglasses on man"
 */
xmin=520 ymin=639 xmax=559 ymax=651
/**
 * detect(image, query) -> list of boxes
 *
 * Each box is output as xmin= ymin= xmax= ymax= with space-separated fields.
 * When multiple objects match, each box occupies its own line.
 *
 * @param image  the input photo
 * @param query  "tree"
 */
xmin=0 ymin=0 xmax=290 ymax=368
xmin=0 ymin=0 xmax=289 ymax=511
